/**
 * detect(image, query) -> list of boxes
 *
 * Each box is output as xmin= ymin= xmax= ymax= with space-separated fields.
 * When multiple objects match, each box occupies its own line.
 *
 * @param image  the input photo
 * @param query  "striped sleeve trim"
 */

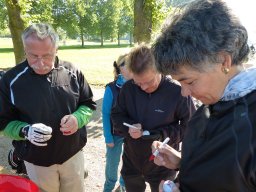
xmin=10 ymin=66 xmax=28 ymax=105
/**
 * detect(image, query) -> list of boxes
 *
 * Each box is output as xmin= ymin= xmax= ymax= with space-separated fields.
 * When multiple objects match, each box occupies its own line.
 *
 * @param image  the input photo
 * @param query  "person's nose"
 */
xmin=140 ymin=84 xmax=149 ymax=91
xmin=36 ymin=58 xmax=45 ymax=66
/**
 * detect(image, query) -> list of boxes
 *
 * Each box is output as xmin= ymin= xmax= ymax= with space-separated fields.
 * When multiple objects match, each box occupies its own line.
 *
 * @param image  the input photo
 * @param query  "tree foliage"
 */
xmin=53 ymin=0 xmax=96 ymax=47
xmin=0 ymin=0 xmax=8 ymax=30
xmin=0 ymin=0 xmax=174 ymax=61
xmin=90 ymin=0 xmax=119 ymax=46
xmin=25 ymin=0 xmax=54 ymax=24
xmin=133 ymin=0 xmax=172 ymax=44
xmin=151 ymin=0 xmax=172 ymax=32
xmin=117 ymin=0 xmax=133 ymax=45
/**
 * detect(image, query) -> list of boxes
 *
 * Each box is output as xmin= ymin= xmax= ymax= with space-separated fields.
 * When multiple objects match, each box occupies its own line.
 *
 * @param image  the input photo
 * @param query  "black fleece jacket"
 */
xmin=111 ymin=76 xmax=195 ymax=175
xmin=179 ymin=91 xmax=256 ymax=192
xmin=0 ymin=58 xmax=96 ymax=166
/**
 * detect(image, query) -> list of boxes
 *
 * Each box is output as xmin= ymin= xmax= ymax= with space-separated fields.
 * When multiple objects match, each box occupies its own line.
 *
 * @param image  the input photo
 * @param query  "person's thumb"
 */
xmin=159 ymin=180 xmax=164 ymax=192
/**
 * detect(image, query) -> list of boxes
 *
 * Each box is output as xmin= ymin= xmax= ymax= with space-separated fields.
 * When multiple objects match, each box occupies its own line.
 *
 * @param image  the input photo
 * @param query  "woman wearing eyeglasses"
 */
xmin=102 ymin=53 xmax=133 ymax=192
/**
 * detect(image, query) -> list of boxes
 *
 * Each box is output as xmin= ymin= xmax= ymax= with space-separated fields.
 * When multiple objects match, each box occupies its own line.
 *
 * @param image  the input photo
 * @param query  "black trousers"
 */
xmin=121 ymin=154 xmax=176 ymax=192
xmin=122 ymin=173 xmax=163 ymax=192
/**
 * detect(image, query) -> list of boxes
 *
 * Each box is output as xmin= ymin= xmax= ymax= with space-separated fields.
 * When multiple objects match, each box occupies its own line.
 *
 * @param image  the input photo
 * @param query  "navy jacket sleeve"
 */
xmin=0 ymin=70 xmax=20 ymax=130
xmin=156 ymin=96 xmax=196 ymax=147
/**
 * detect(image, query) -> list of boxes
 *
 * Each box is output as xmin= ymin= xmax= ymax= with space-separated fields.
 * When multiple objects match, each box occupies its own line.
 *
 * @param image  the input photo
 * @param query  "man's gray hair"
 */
xmin=22 ymin=23 xmax=59 ymax=48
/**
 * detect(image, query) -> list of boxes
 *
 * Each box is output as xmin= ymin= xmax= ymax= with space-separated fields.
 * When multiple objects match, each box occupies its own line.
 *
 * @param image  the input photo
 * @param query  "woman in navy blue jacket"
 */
xmin=102 ymin=54 xmax=133 ymax=192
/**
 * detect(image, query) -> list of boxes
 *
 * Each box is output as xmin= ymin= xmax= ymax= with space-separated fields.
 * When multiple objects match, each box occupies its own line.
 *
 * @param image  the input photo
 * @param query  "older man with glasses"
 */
xmin=0 ymin=23 xmax=96 ymax=192
xmin=111 ymin=44 xmax=196 ymax=192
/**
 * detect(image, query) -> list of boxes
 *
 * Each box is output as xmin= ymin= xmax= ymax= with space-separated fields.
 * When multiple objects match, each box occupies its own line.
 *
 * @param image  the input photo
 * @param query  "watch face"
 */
xmin=21 ymin=125 xmax=29 ymax=138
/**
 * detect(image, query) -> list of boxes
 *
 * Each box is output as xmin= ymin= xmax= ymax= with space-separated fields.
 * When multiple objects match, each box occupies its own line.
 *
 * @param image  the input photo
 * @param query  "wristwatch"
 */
xmin=19 ymin=125 xmax=29 ymax=138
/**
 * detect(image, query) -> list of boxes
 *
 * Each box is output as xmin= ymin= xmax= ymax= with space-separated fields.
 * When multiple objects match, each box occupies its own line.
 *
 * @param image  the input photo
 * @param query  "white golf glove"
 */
xmin=21 ymin=123 xmax=52 ymax=147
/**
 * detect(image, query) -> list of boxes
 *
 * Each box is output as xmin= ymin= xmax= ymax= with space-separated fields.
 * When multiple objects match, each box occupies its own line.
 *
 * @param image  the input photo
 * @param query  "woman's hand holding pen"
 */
xmin=128 ymin=123 xmax=142 ymax=139
xmin=152 ymin=141 xmax=181 ymax=170
xmin=60 ymin=115 xmax=78 ymax=136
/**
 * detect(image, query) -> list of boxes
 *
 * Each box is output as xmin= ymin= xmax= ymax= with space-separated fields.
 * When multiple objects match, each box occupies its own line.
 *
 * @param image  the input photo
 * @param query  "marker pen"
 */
xmin=123 ymin=122 xmax=141 ymax=130
xmin=149 ymin=137 xmax=170 ymax=161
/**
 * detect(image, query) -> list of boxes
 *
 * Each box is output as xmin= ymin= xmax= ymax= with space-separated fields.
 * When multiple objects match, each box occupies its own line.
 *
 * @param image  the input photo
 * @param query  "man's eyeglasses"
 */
xmin=25 ymin=53 xmax=55 ymax=62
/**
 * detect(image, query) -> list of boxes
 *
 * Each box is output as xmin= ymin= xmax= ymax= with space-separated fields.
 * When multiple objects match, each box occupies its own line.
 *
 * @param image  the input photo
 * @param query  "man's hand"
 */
xmin=128 ymin=123 xmax=142 ymax=139
xmin=22 ymin=123 xmax=52 ymax=146
xmin=60 ymin=115 xmax=78 ymax=136
xmin=152 ymin=141 xmax=181 ymax=169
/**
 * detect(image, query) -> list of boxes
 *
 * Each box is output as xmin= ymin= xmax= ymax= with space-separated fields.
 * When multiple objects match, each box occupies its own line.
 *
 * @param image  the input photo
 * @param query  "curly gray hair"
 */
xmin=152 ymin=0 xmax=249 ymax=75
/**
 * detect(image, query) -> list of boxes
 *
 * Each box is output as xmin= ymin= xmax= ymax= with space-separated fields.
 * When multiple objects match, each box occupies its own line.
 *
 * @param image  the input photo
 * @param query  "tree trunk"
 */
xmin=5 ymin=0 xmax=25 ymax=65
xmin=100 ymin=30 xmax=103 ymax=46
xmin=80 ymin=28 xmax=84 ymax=47
xmin=118 ymin=32 xmax=120 ymax=46
xmin=81 ymin=34 xmax=84 ymax=47
xmin=129 ymin=31 xmax=133 ymax=46
xmin=133 ymin=0 xmax=152 ymax=44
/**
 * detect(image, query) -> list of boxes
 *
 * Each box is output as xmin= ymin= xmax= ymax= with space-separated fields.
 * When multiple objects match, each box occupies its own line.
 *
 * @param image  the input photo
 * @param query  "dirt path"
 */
xmin=0 ymin=87 xmax=150 ymax=191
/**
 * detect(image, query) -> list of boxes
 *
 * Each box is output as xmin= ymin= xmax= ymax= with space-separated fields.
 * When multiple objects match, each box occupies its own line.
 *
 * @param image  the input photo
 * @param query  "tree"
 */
xmin=92 ymin=0 xmax=120 ymax=46
xmin=133 ymin=0 xmax=172 ymax=44
xmin=117 ymin=0 xmax=133 ymax=45
xmin=0 ymin=0 xmax=8 ymax=31
xmin=53 ymin=0 xmax=95 ymax=47
xmin=5 ymin=0 xmax=26 ymax=64
xmin=133 ymin=0 xmax=152 ymax=43
xmin=151 ymin=0 xmax=172 ymax=39
xmin=26 ymin=0 xmax=54 ymax=24
xmin=52 ymin=0 xmax=76 ymax=38
xmin=75 ymin=0 xmax=96 ymax=47
xmin=2 ymin=0 xmax=173 ymax=54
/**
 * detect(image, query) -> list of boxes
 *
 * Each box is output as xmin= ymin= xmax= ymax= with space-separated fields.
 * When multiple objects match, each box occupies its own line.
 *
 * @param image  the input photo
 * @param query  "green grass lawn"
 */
xmin=0 ymin=38 xmax=133 ymax=87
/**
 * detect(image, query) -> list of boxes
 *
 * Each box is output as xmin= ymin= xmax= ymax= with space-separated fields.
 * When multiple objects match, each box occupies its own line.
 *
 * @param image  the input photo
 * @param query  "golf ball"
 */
xmin=142 ymin=130 xmax=150 ymax=135
xmin=163 ymin=180 xmax=175 ymax=192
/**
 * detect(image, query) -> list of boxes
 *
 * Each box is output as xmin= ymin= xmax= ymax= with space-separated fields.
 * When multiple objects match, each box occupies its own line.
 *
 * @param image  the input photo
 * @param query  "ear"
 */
xmin=220 ymin=52 xmax=232 ymax=69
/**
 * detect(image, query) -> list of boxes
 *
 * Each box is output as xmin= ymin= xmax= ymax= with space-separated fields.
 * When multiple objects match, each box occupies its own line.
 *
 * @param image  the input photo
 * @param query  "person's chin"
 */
xmin=144 ymin=89 xmax=152 ymax=94
xmin=145 ymin=87 xmax=157 ymax=94
xmin=199 ymin=98 xmax=216 ymax=105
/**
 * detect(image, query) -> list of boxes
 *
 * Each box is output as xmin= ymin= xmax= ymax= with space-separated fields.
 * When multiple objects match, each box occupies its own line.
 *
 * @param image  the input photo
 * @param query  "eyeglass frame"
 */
xmin=25 ymin=52 xmax=56 ymax=63
xmin=133 ymin=74 xmax=158 ymax=88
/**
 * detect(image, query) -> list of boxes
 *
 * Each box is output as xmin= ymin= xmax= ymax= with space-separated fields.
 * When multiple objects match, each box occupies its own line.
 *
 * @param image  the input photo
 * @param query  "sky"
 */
xmin=225 ymin=0 xmax=256 ymax=44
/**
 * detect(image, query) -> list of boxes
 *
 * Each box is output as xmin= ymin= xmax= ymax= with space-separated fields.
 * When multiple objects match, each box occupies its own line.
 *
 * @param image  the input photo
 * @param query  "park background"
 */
xmin=0 ymin=0 xmax=255 ymax=191
xmin=1 ymin=0 xmax=255 ymax=86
